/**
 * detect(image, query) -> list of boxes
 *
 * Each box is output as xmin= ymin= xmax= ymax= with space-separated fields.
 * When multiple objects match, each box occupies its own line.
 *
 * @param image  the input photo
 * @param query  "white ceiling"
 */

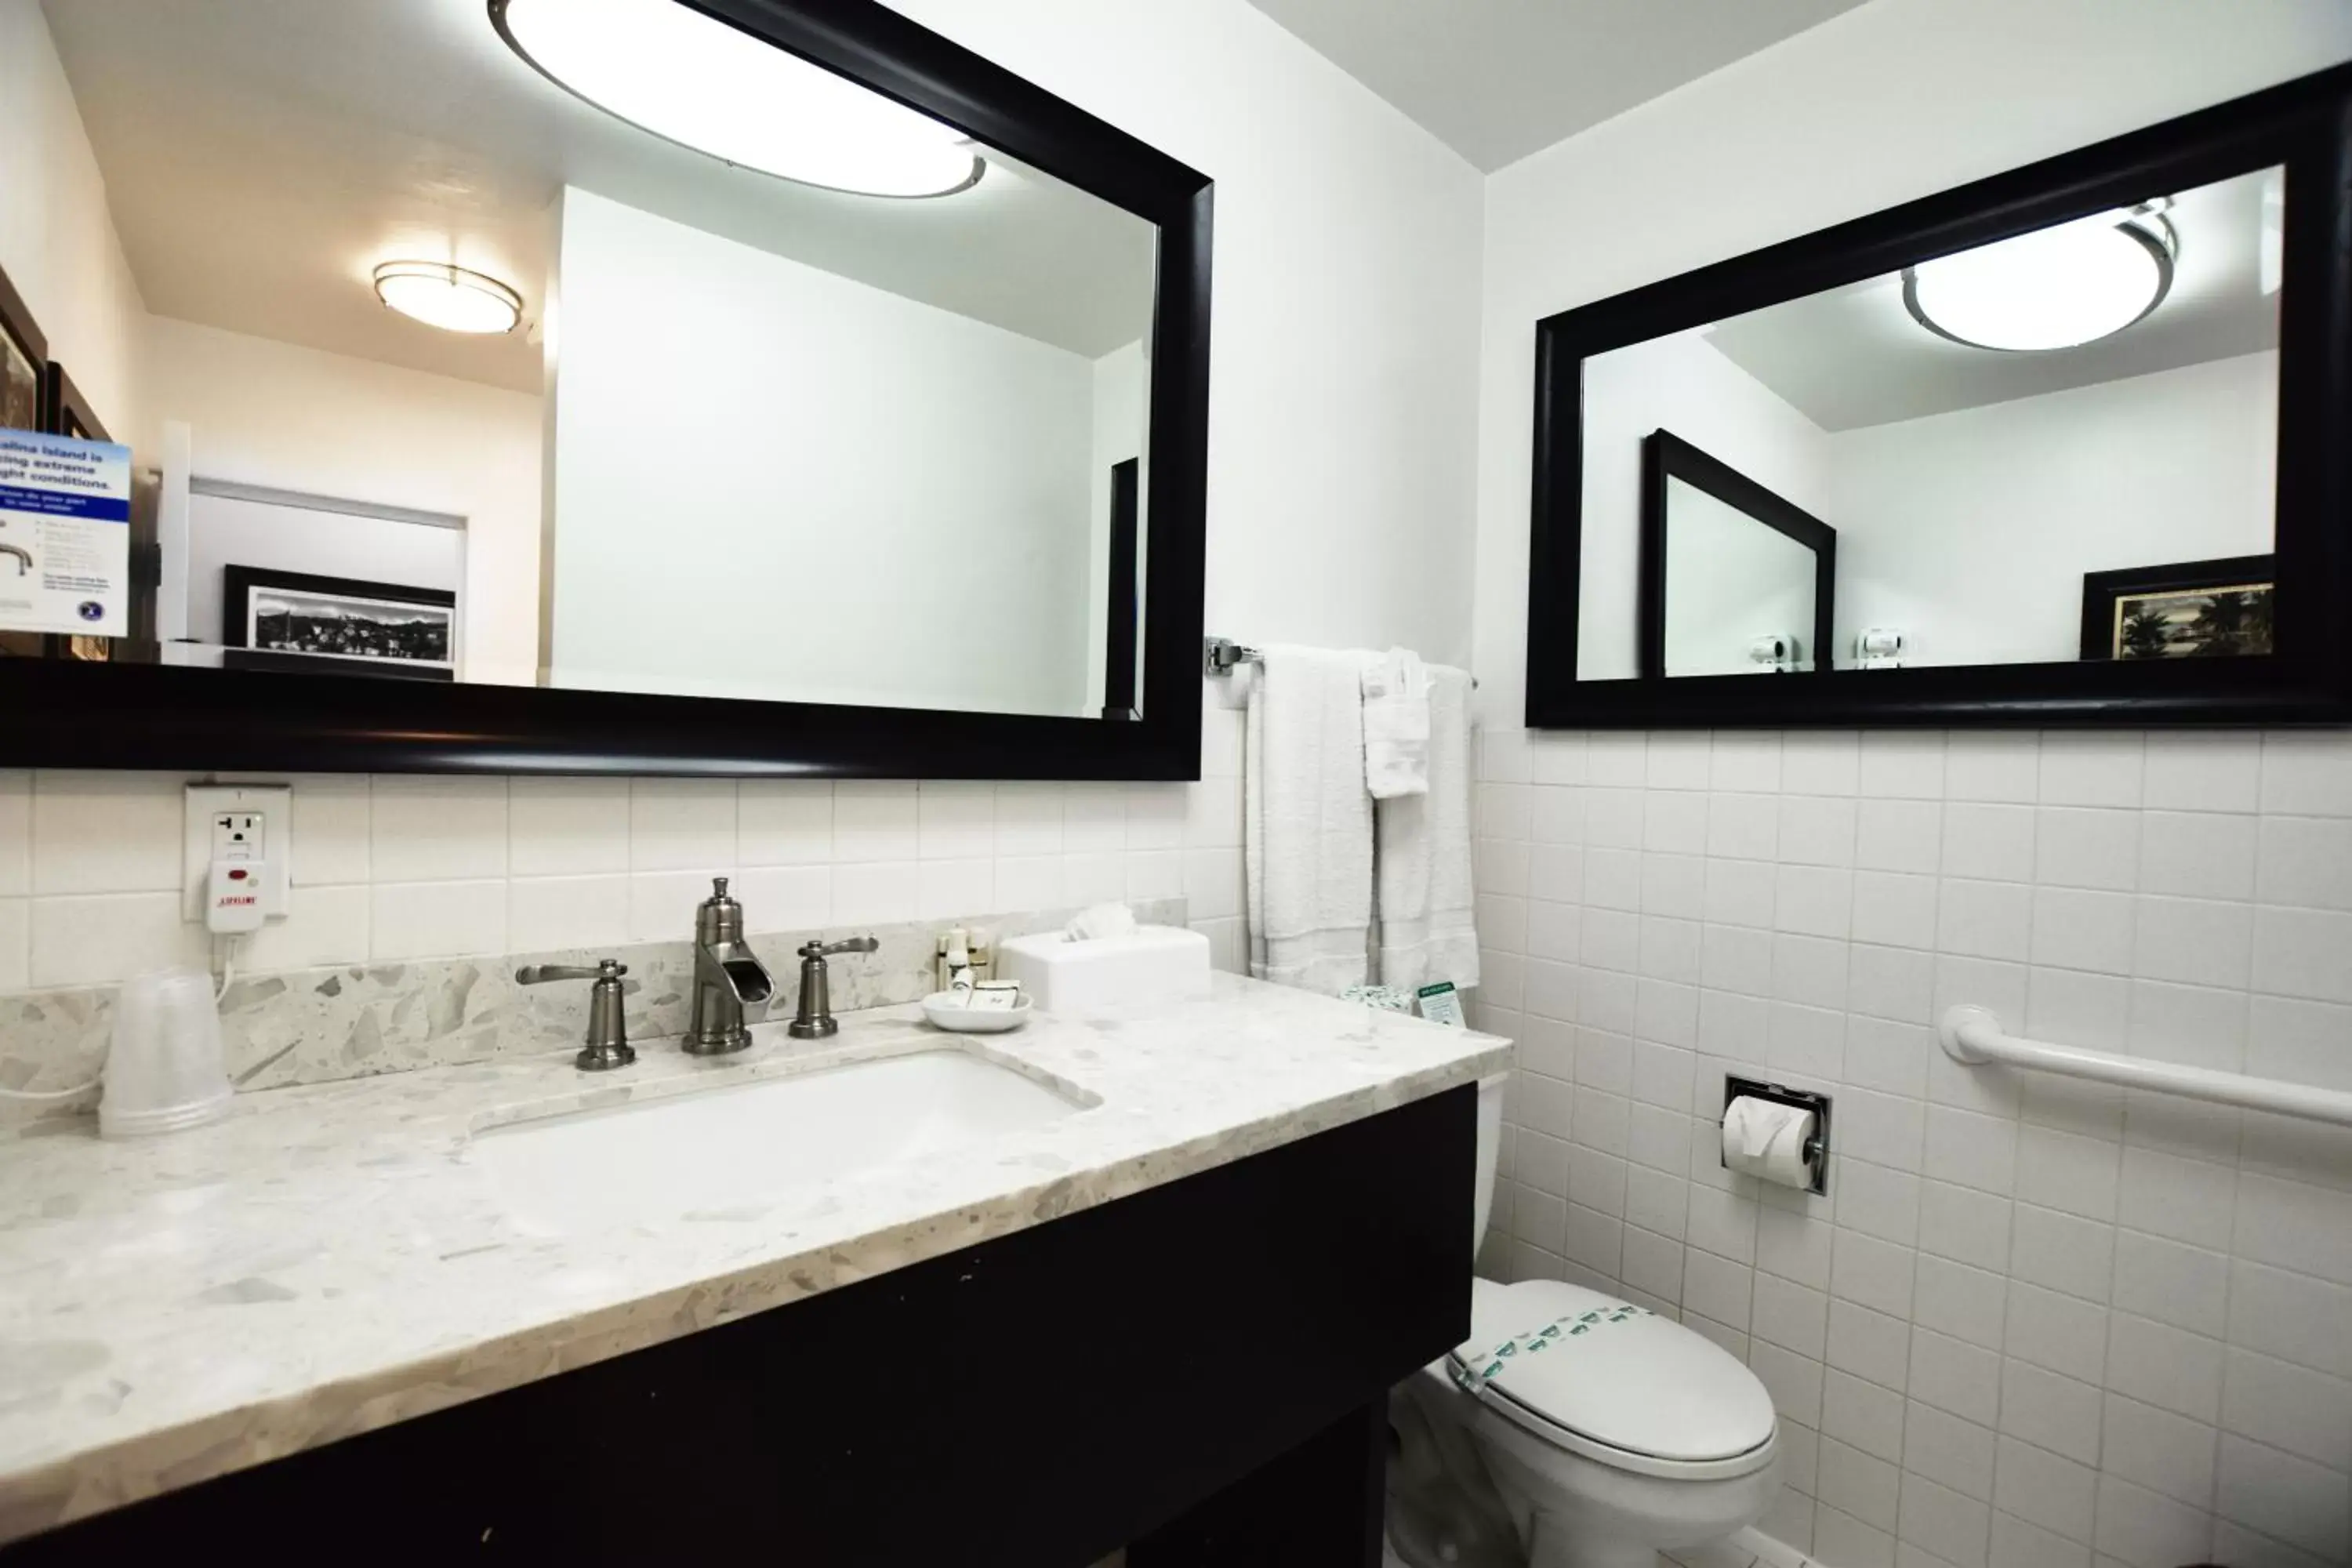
xmin=1244 ymin=0 xmax=1867 ymax=172
xmin=1700 ymin=168 xmax=2282 ymax=431
xmin=42 ymin=0 xmax=1157 ymax=394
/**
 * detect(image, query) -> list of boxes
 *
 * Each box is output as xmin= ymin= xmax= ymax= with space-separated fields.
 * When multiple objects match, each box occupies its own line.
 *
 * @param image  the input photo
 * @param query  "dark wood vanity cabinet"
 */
xmin=6 ymin=1087 xmax=1474 ymax=1566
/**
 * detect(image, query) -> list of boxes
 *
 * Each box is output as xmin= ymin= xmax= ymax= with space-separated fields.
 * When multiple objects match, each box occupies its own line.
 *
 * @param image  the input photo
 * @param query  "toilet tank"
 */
xmin=1472 ymin=1073 xmax=1506 ymax=1254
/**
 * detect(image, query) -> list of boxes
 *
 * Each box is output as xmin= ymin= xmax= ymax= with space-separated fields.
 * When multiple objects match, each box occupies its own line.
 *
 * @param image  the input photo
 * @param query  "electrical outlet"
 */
xmin=183 ymin=784 xmax=292 ymax=924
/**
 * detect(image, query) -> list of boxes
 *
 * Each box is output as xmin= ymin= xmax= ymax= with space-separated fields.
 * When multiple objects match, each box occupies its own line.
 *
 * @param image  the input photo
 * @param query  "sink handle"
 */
xmin=515 ymin=959 xmax=635 ymax=1073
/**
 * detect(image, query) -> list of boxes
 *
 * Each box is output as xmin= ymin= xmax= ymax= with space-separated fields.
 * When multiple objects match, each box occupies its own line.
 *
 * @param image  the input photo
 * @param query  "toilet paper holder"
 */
xmin=1720 ymin=1076 xmax=1831 ymax=1196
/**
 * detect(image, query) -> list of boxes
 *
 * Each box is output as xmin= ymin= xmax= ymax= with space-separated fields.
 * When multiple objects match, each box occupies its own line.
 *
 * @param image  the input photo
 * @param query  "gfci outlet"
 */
xmin=183 ymin=784 xmax=292 ymax=924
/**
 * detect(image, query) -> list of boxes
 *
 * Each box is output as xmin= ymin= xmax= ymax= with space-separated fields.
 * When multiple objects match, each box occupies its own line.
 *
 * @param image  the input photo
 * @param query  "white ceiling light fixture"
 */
xmin=489 ymin=0 xmax=982 ymax=199
xmin=1903 ymin=205 xmax=2178 ymax=352
xmin=372 ymin=261 xmax=524 ymax=334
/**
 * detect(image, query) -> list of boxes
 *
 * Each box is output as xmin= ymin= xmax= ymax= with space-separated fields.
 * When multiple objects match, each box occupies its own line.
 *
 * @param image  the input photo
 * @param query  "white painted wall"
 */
xmin=1827 ymin=351 xmax=2278 ymax=667
xmin=137 ymin=317 xmax=543 ymax=685
xmin=1579 ymin=329 xmax=1829 ymax=679
xmin=546 ymin=187 xmax=1097 ymax=714
xmin=885 ymin=0 xmax=1485 ymax=672
xmin=1475 ymin=0 xmax=2352 ymax=723
xmin=0 ymin=0 xmax=143 ymax=437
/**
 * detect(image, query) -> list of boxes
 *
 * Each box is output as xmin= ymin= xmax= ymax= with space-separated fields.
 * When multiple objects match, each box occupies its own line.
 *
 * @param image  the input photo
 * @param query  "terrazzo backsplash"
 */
xmin=0 ymin=897 xmax=1189 ymax=1119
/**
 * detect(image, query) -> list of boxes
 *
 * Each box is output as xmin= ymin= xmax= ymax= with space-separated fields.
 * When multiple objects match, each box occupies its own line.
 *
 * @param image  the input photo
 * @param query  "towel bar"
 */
xmin=1939 ymin=1005 xmax=2352 ymax=1127
xmin=1205 ymin=636 xmax=1479 ymax=686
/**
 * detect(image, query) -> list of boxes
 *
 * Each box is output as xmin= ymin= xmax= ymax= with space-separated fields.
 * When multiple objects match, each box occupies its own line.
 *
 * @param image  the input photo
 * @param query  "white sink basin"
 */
xmin=474 ymin=1047 xmax=1085 ymax=1235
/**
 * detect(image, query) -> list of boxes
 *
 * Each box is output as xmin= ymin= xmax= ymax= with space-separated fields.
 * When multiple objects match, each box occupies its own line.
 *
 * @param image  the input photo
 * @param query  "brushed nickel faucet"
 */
xmin=788 ymin=936 xmax=880 ymax=1039
xmin=686 ymin=877 xmax=773 ymax=1054
xmin=515 ymin=958 xmax=634 ymax=1072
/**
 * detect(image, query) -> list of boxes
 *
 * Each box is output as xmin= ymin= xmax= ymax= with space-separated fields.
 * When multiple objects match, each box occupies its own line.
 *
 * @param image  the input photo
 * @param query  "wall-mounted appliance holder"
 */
xmin=1720 ymin=1075 xmax=1831 ymax=1196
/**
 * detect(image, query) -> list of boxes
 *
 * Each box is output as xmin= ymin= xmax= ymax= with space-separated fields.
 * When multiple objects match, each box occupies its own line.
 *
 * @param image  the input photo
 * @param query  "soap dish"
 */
xmin=920 ymin=991 xmax=1033 ymax=1033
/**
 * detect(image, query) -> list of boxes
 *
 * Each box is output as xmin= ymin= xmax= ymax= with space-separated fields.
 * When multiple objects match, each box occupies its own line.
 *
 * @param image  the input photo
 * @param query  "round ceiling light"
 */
xmin=489 ymin=0 xmax=982 ymax=199
xmin=372 ymin=261 xmax=524 ymax=334
xmin=1903 ymin=207 xmax=2177 ymax=352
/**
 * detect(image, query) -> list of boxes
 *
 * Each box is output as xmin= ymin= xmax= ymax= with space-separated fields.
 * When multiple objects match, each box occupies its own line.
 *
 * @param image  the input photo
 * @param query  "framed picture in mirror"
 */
xmin=1527 ymin=62 xmax=2352 ymax=727
xmin=1 ymin=0 xmax=1212 ymax=778
xmin=0 ymin=262 xmax=46 ymax=435
xmin=2081 ymin=555 xmax=2275 ymax=662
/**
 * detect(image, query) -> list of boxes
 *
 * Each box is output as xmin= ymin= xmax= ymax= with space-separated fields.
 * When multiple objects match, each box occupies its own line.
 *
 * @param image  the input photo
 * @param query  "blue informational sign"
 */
xmin=0 ymin=430 xmax=132 ymax=637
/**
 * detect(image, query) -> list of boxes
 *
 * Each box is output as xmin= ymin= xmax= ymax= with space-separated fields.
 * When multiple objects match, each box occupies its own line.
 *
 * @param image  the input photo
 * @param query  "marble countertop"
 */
xmin=0 ymin=974 xmax=1507 ymax=1541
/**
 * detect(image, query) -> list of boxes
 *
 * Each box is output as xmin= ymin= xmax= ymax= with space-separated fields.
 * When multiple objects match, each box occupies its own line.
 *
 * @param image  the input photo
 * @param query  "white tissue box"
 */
xmin=998 ymin=926 xmax=1212 ymax=1014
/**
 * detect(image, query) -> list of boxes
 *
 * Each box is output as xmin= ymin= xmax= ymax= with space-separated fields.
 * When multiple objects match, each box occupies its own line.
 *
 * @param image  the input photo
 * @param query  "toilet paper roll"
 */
xmin=1720 ymin=1095 xmax=1818 ymax=1189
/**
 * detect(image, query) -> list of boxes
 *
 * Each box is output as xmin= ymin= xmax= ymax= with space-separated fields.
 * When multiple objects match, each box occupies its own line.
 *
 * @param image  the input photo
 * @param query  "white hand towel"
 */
xmin=1375 ymin=664 xmax=1479 ymax=993
xmin=1361 ymin=646 xmax=1432 ymax=799
xmin=1246 ymin=646 xmax=1375 ymax=996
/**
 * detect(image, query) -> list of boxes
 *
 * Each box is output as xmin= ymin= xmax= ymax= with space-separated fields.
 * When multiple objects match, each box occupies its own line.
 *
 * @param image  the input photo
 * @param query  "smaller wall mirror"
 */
xmin=1528 ymin=64 xmax=2352 ymax=728
xmin=1643 ymin=430 xmax=1834 ymax=678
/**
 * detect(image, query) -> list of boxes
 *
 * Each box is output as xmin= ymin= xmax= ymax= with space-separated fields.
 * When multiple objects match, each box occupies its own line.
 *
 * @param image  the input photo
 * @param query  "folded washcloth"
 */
xmin=1375 ymin=664 xmax=1479 ymax=993
xmin=1361 ymin=646 xmax=1432 ymax=799
xmin=1246 ymin=645 xmax=1375 ymax=996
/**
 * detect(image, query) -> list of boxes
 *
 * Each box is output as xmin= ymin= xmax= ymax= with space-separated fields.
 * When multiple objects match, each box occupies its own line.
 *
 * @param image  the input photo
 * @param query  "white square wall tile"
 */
xmin=0 ymin=771 xmax=27 ymax=896
xmin=2106 ymin=1313 xmax=2223 ymax=1424
xmin=31 ymin=891 xmax=207 ymax=987
xmin=2027 ymin=887 xmax=2133 ymax=976
xmin=2034 ymin=808 xmax=2140 ymax=892
xmin=286 ymin=775 xmax=372 ymax=886
xmin=1860 ymin=733 xmax=1946 ymax=799
xmin=2100 ymin=1392 xmax=2217 ymax=1508
xmin=371 ymin=880 xmax=506 ymax=962
xmin=0 ymin=897 xmax=26 ymax=991
xmin=2038 ymin=735 xmax=2143 ymax=808
xmin=1783 ymin=732 xmax=1860 ymax=796
xmin=241 ymin=884 xmax=371 ymax=971
xmin=989 ymin=848 xmax=1062 ymax=913
xmin=2000 ymin=1361 xmax=2103 ymax=1467
xmin=508 ymin=778 xmax=631 ymax=877
xmin=2013 ymin=1125 xmax=2121 ymax=1221
xmin=2141 ymin=811 xmax=2257 ymax=902
xmin=1937 ymin=879 xmax=2030 ymax=963
xmin=829 ymin=859 xmax=918 ymax=926
xmin=2250 ymin=905 xmax=2352 ymax=1004
xmin=916 ymin=782 xmax=996 ymax=859
xmin=507 ymin=874 xmax=633 ymax=953
xmin=626 ymin=869 xmax=730 ymax=944
xmin=371 ymin=775 xmax=507 ymax=883
xmin=2259 ymin=733 xmax=2352 ymax=817
xmin=921 ymin=857 xmax=996 ymax=918
xmin=2111 ymin=1232 xmax=2228 ymax=1340
xmin=1910 ymin=1327 xmax=2002 ymax=1427
xmin=1711 ymin=733 xmax=1782 ymax=793
xmin=2132 ymin=896 xmax=2252 ymax=989
xmin=729 ymin=865 xmax=832 ymax=931
xmin=833 ymin=784 xmax=920 ymax=862
xmin=2143 ymin=733 xmax=2260 ymax=813
xmin=2234 ymin=1172 xmax=2352 ymax=1287
xmin=2220 ymin=1348 xmax=2352 ymax=1472
xmin=1945 ymin=734 xmax=2040 ymax=804
xmin=31 ymin=771 xmax=183 ymax=894
xmin=738 ymin=781 xmax=834 ymax=866
xmin=2215 ymin=1434 xmax=2348 ymax=1563
xmin=1905 ymin=1399 xmax=1997 ymax=1501
xmin=1857 ymin=799 xmax=1942 ymax=875
xmin=1828 ymin=1298 xmax=1913 ymax=1392
xmin=2009 ymin=1203 xmax=2112 ymax=1304
xmin=1941 ymin=803 xmax=2035 ymax=884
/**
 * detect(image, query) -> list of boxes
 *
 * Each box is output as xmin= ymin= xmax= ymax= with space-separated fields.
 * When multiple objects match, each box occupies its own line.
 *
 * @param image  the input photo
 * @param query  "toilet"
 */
xmin=1388 ymin=1078 xmax=1781 ymax=1568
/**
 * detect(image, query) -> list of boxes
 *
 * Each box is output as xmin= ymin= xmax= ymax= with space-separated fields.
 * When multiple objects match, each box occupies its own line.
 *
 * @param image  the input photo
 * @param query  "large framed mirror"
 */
xmin=1528 ymin=63 xmax=2352 ymax=728
xmin=1 ymin=0 xmax=1211 ymax=777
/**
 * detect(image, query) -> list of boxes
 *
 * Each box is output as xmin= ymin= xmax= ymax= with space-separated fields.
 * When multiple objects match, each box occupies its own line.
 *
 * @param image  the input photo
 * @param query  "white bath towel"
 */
xmin=1246 ymin=646 xmax=1375 ymax=996
xmin=1375 ymin=665 xmax=1479 ymax=993
xmin=1361 ymin=646 xmax=1432 ymax=799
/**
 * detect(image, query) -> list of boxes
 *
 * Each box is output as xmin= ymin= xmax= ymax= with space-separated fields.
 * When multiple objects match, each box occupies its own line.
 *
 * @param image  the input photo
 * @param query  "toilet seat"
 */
xmin=1448 ymin=1279 xmax=1778 ymax=1482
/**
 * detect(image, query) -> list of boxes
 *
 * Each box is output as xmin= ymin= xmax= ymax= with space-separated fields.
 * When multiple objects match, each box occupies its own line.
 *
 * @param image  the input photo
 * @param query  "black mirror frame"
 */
xmin=1639 ymin=429 xmax=1836 ymax=680
xmin=2 ymin=0 xmax=1213 ymax=779
xmin=1528 ymin=63 xmax=2352 ymax=729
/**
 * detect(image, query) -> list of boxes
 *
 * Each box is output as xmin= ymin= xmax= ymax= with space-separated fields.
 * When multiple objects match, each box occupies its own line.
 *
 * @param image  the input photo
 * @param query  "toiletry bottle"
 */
xmin=944 ymin=927 xmax=973 ymax=1000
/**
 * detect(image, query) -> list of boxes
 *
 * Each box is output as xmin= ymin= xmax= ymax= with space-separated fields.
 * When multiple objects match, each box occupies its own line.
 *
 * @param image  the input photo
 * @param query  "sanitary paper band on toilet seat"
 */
xmin=1448 ymin=1302 xmax=1655 ymax=1392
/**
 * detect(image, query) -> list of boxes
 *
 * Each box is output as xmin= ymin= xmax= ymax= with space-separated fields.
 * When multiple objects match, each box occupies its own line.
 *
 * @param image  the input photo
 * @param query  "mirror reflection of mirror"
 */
xmin=3 ymin=0 xmax=1160 ymax=720
xmin=1644 ymin=431 xmax=1833 ymax=677
xmin=1584 ymin=164 xmax=2281 ymax=680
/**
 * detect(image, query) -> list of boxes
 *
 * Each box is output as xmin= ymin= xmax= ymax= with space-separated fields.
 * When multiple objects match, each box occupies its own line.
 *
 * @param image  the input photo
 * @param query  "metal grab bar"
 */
xmin=1939 ymin=1006 xmax=2352 ymax=1128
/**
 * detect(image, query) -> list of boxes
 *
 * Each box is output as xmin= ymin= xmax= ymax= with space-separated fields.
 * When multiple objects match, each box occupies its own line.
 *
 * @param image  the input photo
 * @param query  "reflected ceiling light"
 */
xmin=1903 ymin=205 xmax=2177 ymax=351
xmin=489 ymin=0 xmax=982 ymax=198
xmin=372 ymin=261 xmax=524 ymax=334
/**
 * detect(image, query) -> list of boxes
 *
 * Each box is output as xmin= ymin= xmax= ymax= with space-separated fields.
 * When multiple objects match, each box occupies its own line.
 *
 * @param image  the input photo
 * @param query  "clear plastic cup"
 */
xmin=100 ymin=968 xmax=233 ymax=1138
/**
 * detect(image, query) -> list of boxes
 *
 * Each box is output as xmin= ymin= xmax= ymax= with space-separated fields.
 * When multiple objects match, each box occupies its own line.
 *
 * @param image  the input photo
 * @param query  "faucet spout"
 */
xmin=684 ymin=877 xmax=772 ymax=1055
